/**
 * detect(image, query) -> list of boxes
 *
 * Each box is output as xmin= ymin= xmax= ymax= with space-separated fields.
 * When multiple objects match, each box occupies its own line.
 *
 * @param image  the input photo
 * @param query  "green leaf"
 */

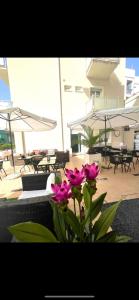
xmin=114 ymin=235 xmax=132 ymax=242
xmin=8 ymin=222 xmax=58 ymax=243
xmin=83 ymin=184 xmax=91 ymax=209
xmin=92 ymin=200 xmax=121 ymax=241
xmin=96 ymin=231 xmax=117 ymax=242
xmin=83 ymin=192 xmax=107 ymax=226
xmin=80 ymin=125 xmax=113 ymax=150
xmin=55 ymin=176 xmax=62 ymax=184
xmin=51 ymin=201 xmax=67 ymax=242
xmin=90 ymin=192 xmax=107 ymax=221
xmin=96 ymin=232 xmax=131 ymax=243
xmin=63 ymin=208 xmax=81 ymax=237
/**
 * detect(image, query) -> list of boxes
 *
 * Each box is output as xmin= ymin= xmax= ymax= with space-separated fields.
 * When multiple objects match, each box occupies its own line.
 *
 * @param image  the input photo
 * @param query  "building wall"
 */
xmin=7 ymin=58 xmax=90 ymax=153
xmin=60 ymin=58 xmax=91 ymax=150
xmin=7 ymin=57 xmax=135 ymax=154
xmin=123 ymin=130 xmax=134 ymax=150
xmin=7 ymin=58 xmax=64 ymax=153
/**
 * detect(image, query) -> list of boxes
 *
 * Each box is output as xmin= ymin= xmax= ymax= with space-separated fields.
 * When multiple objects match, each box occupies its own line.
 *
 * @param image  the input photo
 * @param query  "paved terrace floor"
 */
xmin=0 ymin=154 xmax=139 ymax=202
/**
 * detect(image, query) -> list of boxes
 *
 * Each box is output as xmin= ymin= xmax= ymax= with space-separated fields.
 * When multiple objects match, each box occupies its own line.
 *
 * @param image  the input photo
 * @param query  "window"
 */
xmin=64 ymin=85 xmax=73 ymax=92
xmin=90 ymin=87 xmax=102 ymax=98
xmin=75 ymin=86 xmax=84 ymax=93
xmin=126 ymin=80 xmax=133 ymax=94
xmin=71 ymin=133 xmax=81 ymax=153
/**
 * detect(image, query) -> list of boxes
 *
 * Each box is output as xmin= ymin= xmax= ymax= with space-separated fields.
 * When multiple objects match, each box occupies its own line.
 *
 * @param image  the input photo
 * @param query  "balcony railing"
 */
xmin=86 ymin=96 xmax=124 ymax=113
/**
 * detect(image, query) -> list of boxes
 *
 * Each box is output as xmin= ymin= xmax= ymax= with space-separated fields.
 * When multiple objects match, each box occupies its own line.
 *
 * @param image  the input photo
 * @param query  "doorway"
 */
xmin=71 ymin=133 xmax=81 ymax=153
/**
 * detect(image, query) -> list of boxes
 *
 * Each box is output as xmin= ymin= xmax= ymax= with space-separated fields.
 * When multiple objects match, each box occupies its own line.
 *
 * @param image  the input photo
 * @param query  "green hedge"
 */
xmin=0 ymin=144 xmax=15 ymax=151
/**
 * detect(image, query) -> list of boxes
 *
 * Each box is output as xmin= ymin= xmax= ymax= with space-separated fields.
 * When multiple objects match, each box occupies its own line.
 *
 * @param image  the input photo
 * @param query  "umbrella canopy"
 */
xmin=67 ymin=106 xmax=139 ymax=131
xmin=0 ymin=107 xmax=57 ymax=173
xmin=0 ymin=107 xmax=57 ymax=131
xmin=67 ymin=106 xmax=139 ymax=153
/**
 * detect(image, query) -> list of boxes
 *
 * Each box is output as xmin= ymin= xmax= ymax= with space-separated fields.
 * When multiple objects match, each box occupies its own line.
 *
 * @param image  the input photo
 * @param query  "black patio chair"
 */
xmin=0 ymin=160 xmax=7 ymax=179
xmin=52 ymin=151 xmax=70 ymax=172
xmin=108 ymin=155 xmax=124 ymax=173
xmin=102 ymin=198 xmax=139 ymax=242
xmin=31 ymin=155 xmax=44 ymax=173
xmin=132 ymin=150 xmax=139 ymax=164
xmin=21 ymin=173 xmax=50 ymax=191
xmin=122 ymin=155 xmax=135 ymax=172
xmin=20 ymin=157 xmax=33 ymax=172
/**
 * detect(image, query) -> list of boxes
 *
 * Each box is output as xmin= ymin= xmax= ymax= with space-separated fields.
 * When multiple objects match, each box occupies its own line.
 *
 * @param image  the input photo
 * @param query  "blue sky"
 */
xmin=126 ymin=58 xmax=139 ymax=76
xmin=0 ymin=79 xmax=11 ymax=101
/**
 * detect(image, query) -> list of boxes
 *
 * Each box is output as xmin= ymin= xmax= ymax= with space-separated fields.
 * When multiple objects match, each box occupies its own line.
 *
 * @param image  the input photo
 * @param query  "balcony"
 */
xmin=86 ymin=96 xmax=124 ymax=113
xmin=86 ymin=58 xmax=120 ymax=80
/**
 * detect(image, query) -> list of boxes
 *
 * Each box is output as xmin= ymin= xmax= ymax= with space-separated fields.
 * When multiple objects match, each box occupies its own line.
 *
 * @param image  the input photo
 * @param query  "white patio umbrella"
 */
xmin=67 ymin=106 xmax=139 ymax=148
xmin=0 ymin=107 xmax=57 ymax=178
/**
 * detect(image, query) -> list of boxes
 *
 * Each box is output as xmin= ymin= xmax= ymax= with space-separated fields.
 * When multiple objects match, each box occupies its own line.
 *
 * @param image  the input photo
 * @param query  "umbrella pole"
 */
xmin=104 ymin=116 xmax=107 ymax=160
xmin=8 ymin=113 xmax=15 ymax=173
xmin=104 ymin=116 xmax=107 ymax=148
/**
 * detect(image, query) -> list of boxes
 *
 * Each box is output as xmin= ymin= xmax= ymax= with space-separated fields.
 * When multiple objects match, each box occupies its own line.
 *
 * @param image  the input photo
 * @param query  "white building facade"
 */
xmin=4 ymin=57 xmax=139 ymax=154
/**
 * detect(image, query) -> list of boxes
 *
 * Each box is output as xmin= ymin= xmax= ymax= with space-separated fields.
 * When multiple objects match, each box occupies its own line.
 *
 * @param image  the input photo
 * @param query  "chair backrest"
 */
xmin=55 ymin=151 xmax=70 ymax=163
xmin=110 ymin=155 xmax=121 ymax=164
xmin=0 ymin=195 xmax=53 ymax=242
xmin=21 ymin=173 xmax=50 ymax=191
xmin=132 ymin=150 xmax=139 ymax=157
xmin=122 ymin=156 xmax=133 ymax=163
xmin=121 ymin=149 xmax=127 ymax=154
xmin=31 ymin=155 xmax=43 ymax=171
xmin=31 ymin=155 xmax=43 ymax=163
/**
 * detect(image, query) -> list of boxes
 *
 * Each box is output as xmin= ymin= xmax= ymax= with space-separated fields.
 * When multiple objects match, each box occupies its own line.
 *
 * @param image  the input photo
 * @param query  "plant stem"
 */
xmin=78 ymin=201 xmax=82 ymax=221
xmin=73 ymin=198 xmax=76 ymax=216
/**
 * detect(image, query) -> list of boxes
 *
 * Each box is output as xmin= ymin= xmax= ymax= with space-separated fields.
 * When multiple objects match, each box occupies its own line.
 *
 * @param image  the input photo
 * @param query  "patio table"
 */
xmin=38 ymin=157 xmax=56 ymax=173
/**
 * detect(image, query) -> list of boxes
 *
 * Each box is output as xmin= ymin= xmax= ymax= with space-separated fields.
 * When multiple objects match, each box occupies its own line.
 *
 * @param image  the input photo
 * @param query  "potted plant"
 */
xmin=80 ymin=125 xmax=112 ymax=164
xmin=8 ymin=164 xmax=130 ymax=243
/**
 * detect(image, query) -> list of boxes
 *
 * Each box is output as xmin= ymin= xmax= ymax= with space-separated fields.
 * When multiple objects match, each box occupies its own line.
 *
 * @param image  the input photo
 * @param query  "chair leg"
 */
xmin=20 ymin=165 xmax=25 ymax=173
xmin=3 ymin=168 xmax=7 ymax=176
xmin=136 ymin=157 xmax=139 ymax=164
xmin=107 ymin=161 xmax=111 ymax=169
xmin=121 ymin=164 xmax=123 ymax=173
xmin=27 ymin=165 xmax=30 ymax=171
xmin=133 ymin=161 xmax=135 ymax=170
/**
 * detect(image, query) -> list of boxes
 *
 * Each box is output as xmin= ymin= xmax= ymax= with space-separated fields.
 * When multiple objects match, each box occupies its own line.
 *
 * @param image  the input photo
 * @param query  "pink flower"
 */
xmin=51 ymin=180 xmax=72 ymax=203
xmin=65 ymin=168 xmax=85 ymax=186
xmin=82 ymin=163 xmax=100 ymax=180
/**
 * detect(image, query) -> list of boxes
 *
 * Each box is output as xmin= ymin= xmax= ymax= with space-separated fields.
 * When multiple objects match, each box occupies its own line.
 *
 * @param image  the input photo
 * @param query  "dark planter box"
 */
xmin=0 ymin=195 xmax=54 ymax=242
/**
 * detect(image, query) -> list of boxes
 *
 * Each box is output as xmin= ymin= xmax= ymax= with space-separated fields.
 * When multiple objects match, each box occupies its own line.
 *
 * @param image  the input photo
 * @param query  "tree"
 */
xmin=80 ymin=125 xmax=113 ymax=154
